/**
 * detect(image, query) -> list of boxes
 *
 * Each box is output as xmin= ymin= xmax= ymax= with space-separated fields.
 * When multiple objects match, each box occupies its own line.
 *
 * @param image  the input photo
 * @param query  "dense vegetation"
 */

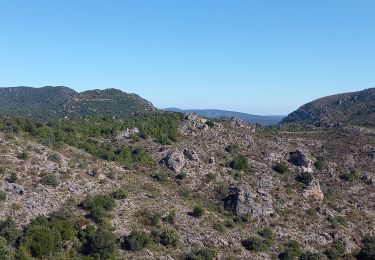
xmin=0 ymin=113 xmax=183 ymax=167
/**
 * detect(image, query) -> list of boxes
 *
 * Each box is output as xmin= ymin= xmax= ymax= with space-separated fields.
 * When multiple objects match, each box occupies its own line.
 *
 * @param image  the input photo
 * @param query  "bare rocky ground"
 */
xmin=0 ymin=115 xmax=374 ymax=259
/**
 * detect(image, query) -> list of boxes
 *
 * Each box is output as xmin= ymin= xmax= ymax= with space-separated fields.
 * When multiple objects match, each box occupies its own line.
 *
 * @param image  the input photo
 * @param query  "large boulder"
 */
xmin=289 ymin=150 xmax=314 ymax=172
xmin=114 ymin=128 xmax=140 ymax=141
xmin=161 ymin=151 xmax=185 ymax=172
xmin=0 ymin=181 xmax=24 ymax=195
xmin=224 ymin=185 xmax=274 ymax=218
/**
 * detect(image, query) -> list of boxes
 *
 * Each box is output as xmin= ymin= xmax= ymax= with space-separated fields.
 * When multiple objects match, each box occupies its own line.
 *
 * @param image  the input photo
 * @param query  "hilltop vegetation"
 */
xmin=281 ymin=88 xmax=375 ymax=127
xmin=0 ymin=86 xmax=156 ymax=121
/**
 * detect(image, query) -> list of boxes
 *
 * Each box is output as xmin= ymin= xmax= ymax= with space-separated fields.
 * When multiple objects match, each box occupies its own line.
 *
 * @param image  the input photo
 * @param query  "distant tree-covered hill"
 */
xmin=164 ymin=108 xmax=284 ymax=125
xmin=281 ymin=88 xmax=375 ymax=127
xmin=0 ymin=86 xmax=156 ymax=121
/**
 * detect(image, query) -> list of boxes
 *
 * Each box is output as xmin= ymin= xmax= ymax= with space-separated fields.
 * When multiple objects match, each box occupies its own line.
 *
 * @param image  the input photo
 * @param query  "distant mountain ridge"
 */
xmin=281 ymin=88 xmax=375 ymax=127
xmin=164 ymin=108 xmax=285 ymax=125
xmin=0 ymin=86 xmax=156 ymax=121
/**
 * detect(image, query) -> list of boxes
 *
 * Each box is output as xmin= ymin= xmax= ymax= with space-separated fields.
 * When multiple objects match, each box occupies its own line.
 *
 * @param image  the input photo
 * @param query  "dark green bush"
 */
xmin=186 ymin=246 xmax=218 ymax=260
xmin=225 ymin=144 xmax=239 ymax=153
xmin=358 ymin=236 xmax=375 ymax=260
xmin=41 ymin=174 xmax=59 ymax=187
xmin=0 ymin=166 xmax=6 ymax=175
xmin=166 ymin=211 xmax=176 ymax=224
xmin=0 ymin=191 xmax=6 ymax=201
xmin=81 ymin=194 xmax=116 ymax=223
xmin=159 ymin=229 xmax=179 ymax=247
xmin=0 ymin=217 xmax=21 ymax=246
xmin=79 ymin=225 xmax=116 ymax=259
xmin=192 ymin=206 xmax=205 ymax=218
xmin=278 ymin=240 xmax=302 ymax=260
xmin=7 ymin=172 xmax=17 ymax=183
xmin=47 ymin=154 xmax=61 ymax=162
xmin=137 ymin=210 xmax=161 ymax=226
xmin=314 ymin=157 xmax=325 ymax=171
xmin=151 ymin=171 xmax=171 ymax=183
xmin=176 ymin=172 xmax=187 ymax=180
xmin=205 ymin=172 xmax=216 ymax=183
xmin=111 ymin=188 xmax=128 ymax=200
xmin=122 ymin=230 xmax=151 ymax=251
xmin=17 ymin=152 xmax=28 ymax=160
xmin=259 ymin=227 xmax=273 ymax=239
xmin=0 ymin=236 xmax=12 ymax=259
xmin=229 ymin=155 xmax=249 ymax=171
xmin=325 ymin=240 xmax=346 ymax=259
xmin=273 ymin=162 xmax=289 ymax=174
xmin=296 ymin=172 xmax=313 ymax=186
xmin=241 ymin=236 xmax=270 ymax=252
xmin=205 ymin=121 xmax=215 ymax=128
xmin=339 ymin=170 xmax=357 ymax=182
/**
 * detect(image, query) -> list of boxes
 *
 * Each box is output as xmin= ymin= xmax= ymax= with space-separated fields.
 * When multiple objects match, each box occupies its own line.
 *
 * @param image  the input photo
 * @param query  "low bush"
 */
xmin=278 ymin=240 xmax=302 ymax=260
xmin=339 ymin=170 xmax=357 ymax=182
xmin=296 ymin=172 xmax=313 ymax=186
xmin=41 ymin=174 xmax=59 ymax=187
xmin=111 ymin=188 xmax=128 ymax=200
xmin=229 ymin=155 xmax=249 ymax=171
xmin=151 ymin=171 xmax=171 ymax=183
xmin=0 ymin=236 xmax=12 ymax=259
xmin=325 ymin=240 xmax=346 ymax=259
xmin=79 ymin=225 xmax=117 ymax=259
xmin=122 ymin=230 xmax=151 ymax=251
xmin=81 ymin=194 xmax=116 ymax=223
xmin=137 ymin=210 xmax=161 ymax=226
xmin=0 ymin=217 xmax=21 ymax=246
xmin=176 ymin=171 xmax=187 ymax=180
xmin=299 ymin=251 xmax=323 ymax=260
xmin=186 ymin=246 xmax=218 ymax=260
xmin=241 ymin=236 xmax=270 ymax=252
xmin=358 ymin=236 xmax=375 ymax=260
xmin=273 ymin=162 xmax=289 ymax=174
xmin=259 ymin=227 xmax=273 ymax=239
xmin=0 ymin=191 xmax=6 ymax=201
xmin=17 ymin=152 xmax=28 ymax=160
xmin=7 ymin=172 xmax=17 ymax=183
xmin=159 ymin=229 xmax=179 ymax=247
xmin=192 ymin=206 xmax=205 ymax=218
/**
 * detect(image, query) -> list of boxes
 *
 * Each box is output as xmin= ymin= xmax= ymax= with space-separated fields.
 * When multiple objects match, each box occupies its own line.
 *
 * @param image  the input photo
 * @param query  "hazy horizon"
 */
xmin=1 ymin=1 xmax=374 ymax=114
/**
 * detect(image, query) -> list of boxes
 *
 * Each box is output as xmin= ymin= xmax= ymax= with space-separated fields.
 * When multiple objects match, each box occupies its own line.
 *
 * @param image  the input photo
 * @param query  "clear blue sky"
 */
xmin=0 ymin=0 xmax=374 ymax=115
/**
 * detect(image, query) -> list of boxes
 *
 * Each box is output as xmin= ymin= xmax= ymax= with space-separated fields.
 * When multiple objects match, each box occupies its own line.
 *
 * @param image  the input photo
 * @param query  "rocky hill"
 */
xmin=0 ymin=86 xmax=156 ymax=121
xmin=0 ymin=111 xmax=374 ymax=259
xmin=164 ymin=108 xmax=285 ymax=126
xmin=281 ymin=88 xmax=375 ymax=127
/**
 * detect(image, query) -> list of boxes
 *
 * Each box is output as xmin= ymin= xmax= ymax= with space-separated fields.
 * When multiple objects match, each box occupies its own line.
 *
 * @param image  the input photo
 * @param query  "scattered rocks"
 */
xmin=224 ymin=185 xmax=274 ymax=218
xmin=114 ymin=128 xmax=140 ymax=141
xmin=161 ymin=151 xmax=185 ymax=172
xmin=208 ymin=157 xmax=215 ymax=164
xmin=303 ymin=180 xmax=324 ymax=201
xmin=289 ymin=150 xmax=314 ymax=172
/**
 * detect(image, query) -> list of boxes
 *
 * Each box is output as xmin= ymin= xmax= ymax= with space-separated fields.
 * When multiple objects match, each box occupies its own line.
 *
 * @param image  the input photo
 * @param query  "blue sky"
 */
xmin=0 ymin=0 xmax=374 ymax=115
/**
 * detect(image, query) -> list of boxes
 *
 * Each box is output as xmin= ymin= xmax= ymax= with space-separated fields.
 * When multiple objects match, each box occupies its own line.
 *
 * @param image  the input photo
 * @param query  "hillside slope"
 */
xmin=281 ymin=88 xmax=375 ymax=127
xmin=164 ymin=108 xmax=284 ymax=125
xmin=0 ymin=86 xmax=156 ymax=120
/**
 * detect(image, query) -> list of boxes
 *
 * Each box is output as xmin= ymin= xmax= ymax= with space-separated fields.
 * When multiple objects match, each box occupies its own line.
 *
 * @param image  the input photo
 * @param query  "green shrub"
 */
xmin=81 ymin=195 xmax=116 ymax=223
xmin=0 ymin=191 xmax=6 ymax=201
xmin=314 ymin=157 xmax=325 ymax=171
xmin=213 ymin=222 xmax=226 ymax=233
xmin=229 ymin=155 xmax=249 ymax=171
xmin=0 ymin=236 xmax=12 ymax=259
xmin=225 ymin=144 xmax=239 ymax=153
xmin=273 ymin=162 xmax=289 ymax=174
xmin=176 ymin=172 xmax=187 ymax=180
xmin=325 ymin=240 xmax=346 ymax=259
xmin=151 ymin=171 xmax=171 ymax=183
xmin=166 ymin=211 xmax=176 ymax=224
xmin=0 ymin=217 xmax=22 ymax=246
xmin=339 ymin=170 xmax=357 ymax=182
xmin=186 ymin=247 xmax=218 ymax=260
xmin=122 ymin=230 xmax=151 ymax=251
xmin=0 ymin=166 xmax=6 ymax=175
xmin=296 ymin=172 xmax=313 ymax=186
xmin=205 ymin=121 xmax=215 ymax=128
xmin=205 ymin=172 xmax=216 ymax=183
xmin=50 ymin=220 xmax=76 ymax=241
xmin=299 ymin=251 xmax=323 ymax=260
xmin=241 ymin=237 xmax=270 ymax=252
xmin=7 ymin=172 xmax=17 ymax=183
xmin=328 ymin=215 xmax=347 ymax=228
xmin=48 ymin=154 xmax=61 ymax=162
xmin=21 ymin=225 xmax=62 ymax=258
xmin=41 ymin=174 xmax=59 ymax=187
xmin=259 ymin=227 xmax=273 ymax=239
xmin=79 ymin=225 xmax=116 ymax=259
xmin=111 ymin=188 xmax=128 ymax=200
xmin=358 ymin=236 xmax=375 ymax=260
xmin=159 ymin=229 xmax=179 ymax=247
xmin=192 ymin=206 xmax=205 ymax=218
xmin=17 ymin=152 xmax=28 ymax=160
xmin=278 ymin=240 xmax=302 ymax=260
xmin=137 ymin=210 xmax=161 ymax=226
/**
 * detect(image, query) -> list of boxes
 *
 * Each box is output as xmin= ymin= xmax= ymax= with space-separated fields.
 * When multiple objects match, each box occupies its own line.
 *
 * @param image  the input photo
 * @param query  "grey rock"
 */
xmin=0 ymin=181 xmax=24 ymax=195
xmin=162 ymin=151 xmax=185 ymax=172
xmin=114 ymin=128 xmax=140 ymax=141
xmin=224 ymin=185 xmax=274 ymax=218
xmin=303 ymin=180 xmax=324 ymax=201
xmin=289 ymin=150 xmax=313 ymax=170
xmin=183 ymin=148 xmax=199 ymax=162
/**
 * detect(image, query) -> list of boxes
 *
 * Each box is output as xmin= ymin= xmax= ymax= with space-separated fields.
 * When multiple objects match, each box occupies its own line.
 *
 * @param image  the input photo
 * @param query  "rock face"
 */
xmin=114 ymin=128 xmax=140 ymax=141
xmin=183 ymin=148 xmax=199 ymax=162
xmin=180 ymin=114 xmax=209 ymax=136
xmin=162 ymin=151 xmax=185 ymax=172
xmin=0 ymin=181 xmax=24 ymax=195
xmin=224 ymin=185 xmax=274 ymax=218
xmin=303 ymin=180 xmax=324 ymax=201
xmin=289 ymin=150 xmax=313 ymax=172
